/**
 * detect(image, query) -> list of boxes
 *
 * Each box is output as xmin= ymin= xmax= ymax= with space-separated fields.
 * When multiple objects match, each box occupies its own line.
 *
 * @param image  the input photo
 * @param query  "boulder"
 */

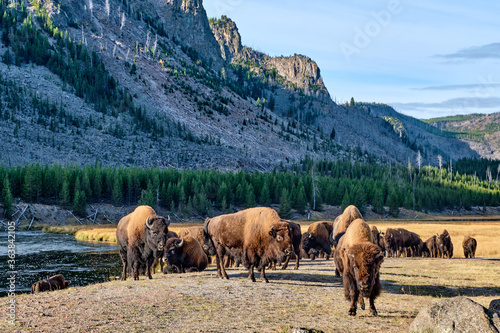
xmin=410 ymin=296 xmax=500 ymax=333
xmin=490 ymin=299 xmax=500 ymax=315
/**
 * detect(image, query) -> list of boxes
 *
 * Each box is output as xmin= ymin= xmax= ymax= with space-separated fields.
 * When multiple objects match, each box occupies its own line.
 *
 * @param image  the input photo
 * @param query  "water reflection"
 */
xmin=1 ymin=230 xmax=121 ymax=296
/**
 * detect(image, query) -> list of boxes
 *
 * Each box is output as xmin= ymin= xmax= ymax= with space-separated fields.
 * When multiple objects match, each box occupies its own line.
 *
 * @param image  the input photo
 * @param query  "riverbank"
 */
xmin=2 ymin=257 xmax=499 ymax=332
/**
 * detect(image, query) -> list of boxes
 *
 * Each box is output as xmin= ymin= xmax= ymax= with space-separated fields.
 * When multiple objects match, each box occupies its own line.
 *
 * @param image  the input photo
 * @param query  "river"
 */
xmin=1 ymin=230 xmax=121 ymax=296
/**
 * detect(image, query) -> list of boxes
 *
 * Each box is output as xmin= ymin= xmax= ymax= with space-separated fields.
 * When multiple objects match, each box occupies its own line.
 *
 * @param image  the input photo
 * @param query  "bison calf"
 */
xmin=31 ymin=274 xmax=69 ymax=293
xmin=344 ymin=243 xmax=384 ymax=316
xmin=463 ymin=236 xmax=477 ymax=258
xmin=163 ymin=236 xmax=208 ymax=273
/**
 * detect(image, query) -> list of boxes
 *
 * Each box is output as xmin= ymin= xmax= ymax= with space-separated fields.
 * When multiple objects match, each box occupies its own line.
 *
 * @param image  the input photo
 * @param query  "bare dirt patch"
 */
xmin=2 ymin=256 xmax=499 ymax=332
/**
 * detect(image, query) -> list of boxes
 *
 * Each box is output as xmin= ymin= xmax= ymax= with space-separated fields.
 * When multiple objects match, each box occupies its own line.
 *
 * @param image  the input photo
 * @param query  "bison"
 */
xmin=383 ymin=228 xmax=403 ymax=257
xmin=31 ymin=274 xmax=69 ymax=293
xmin=302 ymin=221 xmax=334 ymax=260
xmin=334 ymin=219 xmax=382 ymax=316
xmin=331 ymin=205 xmax=363 ymax=246
xmin=462 ymin=236 xmax=477 ymax=258
xmin=116 ymin=205 xmax=170 ymax=280
xmin=436 ymin=229 xmax=453 ymax=259
xmin=178 ymin=226 xmax=212 ymax=264
xmin=268 ymin=220 xmax=302 ymax=270
xmin=163 ymin=236 xmax=208 ymax=273
xmin=397 ymin=228 xmax=423 ymax=257
xmin=152 ymin=230 xmax=178 ymax=274
xmin=203 ymin=207 xmax=292 ymax=282
xmin=423 ymin=235 xmax=438 ymax=258
xmin=371 ymin=226 xmax=386 ymax=253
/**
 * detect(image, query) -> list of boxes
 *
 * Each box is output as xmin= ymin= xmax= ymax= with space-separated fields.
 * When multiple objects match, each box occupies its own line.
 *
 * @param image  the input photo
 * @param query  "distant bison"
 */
xmin=462 ymin=236 xmax=477 ymax=259
xmin=371 ymin=226 xmax=385 ymax=253
xmin=116 ymin=205 xmax=170 ymax=280
xmin=31 ymin=274 xmax=69 ymax=293
xmin=423 ymin=235 xmax=438 ymax=258
xmin=436 ymin=229 xmax=453 ymax=259
xmin=302 ymin=221 xmax=334 ymax=260
xmin=383 ymin=228 xmax=403 ymax=257
xmin=203 ymin=207 xmax=292 ymax=282
xmin=163 ymin=236 xmax=208 ymax=273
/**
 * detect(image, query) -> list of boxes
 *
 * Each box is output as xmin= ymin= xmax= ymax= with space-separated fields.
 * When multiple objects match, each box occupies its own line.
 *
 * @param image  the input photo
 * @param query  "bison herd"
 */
xmin=31 ymin=204 xmax=479 ymax=317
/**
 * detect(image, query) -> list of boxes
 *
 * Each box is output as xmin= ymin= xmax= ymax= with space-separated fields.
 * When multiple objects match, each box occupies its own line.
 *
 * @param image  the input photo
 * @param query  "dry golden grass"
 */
xmin=368 ymin=221 xmax=500 ymax=258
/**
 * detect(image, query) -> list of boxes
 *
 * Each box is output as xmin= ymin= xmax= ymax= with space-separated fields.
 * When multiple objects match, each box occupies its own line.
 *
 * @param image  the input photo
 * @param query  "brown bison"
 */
xmin=397 ymin=228 xmax=423 ymax=257
xmin=31 ymin=274 xmax=69 ymax=293
xmin=332 ymin=205 xmax=363 ymax=246
xmin=334 ymin=219 xmax=382 ymax=316
xmin=436 ymin=229 xmax=453 ymax=259
xmin=163 ymin=236 xmax=208 ymax=273
xmin=152 ymin=230 xmax=178 ymax=274
xmin=281 ymin=220 xmax=302 ymax=270
xmin=383 ymin=228 xmax=403 ymax=257
xmin=463 ymin=236 xmax=477 ymax=258
xmin=116 ymin=205 xmax=170 ymax=280
xmin=203 ymin=207 xmax=292 ymax=282
xmin=371 ymin=226 xmax=386 ymax=253
xmin=178 ymin=227 xmax=212 ymax=264
xmin=302 ymin=221 xmax=334 ymax=260
xmin=423 ymin=235 xmax=438 ymax=258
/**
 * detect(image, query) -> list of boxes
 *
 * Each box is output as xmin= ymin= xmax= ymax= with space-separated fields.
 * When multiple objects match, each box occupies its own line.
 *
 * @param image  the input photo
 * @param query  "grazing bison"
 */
xmin=302 ymin=221 xmax=334 ymax=260
xmin=116 ymin=205 xmax=170 ymax=280
xmin=163 ymin=236 xmax=208 ymax=273
xmin=203 ymin=207 xmax=292 ymax=282
xmin=371 ymin=226 xmax=386 ymax=253
xmin=397 ymin=228 xmax=423 ymax=257
xmin=31 ymin=274 xmax=69 ymax=293
xmin=436 ymin=229 xmax=453 ymax=259
xmin=331 ymin=205 xmax=363 ymax=246
xmin=383 ymin=228 xmax=403 ymax=257
xmin=463 ymin=236 xmax=477 ymax=258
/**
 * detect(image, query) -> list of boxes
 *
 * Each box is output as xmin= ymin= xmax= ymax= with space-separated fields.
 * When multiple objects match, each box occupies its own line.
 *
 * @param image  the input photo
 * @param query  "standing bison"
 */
xmin=116 ymin=205 xmax=170 ymax=280
xmin=423 ymin=235 xmax=438 ymax=258
xmin=203 ymin=207 xmax=292 ymax=282
xmin=331 ymin=205 xmax=363 ymax=246
xmin=334 ymin=219 xmax=383 ymax=316
xmin=302 ymin=221 xmax=334 ymax=260
xmin=383 ymin=228 xmax=403 ymax=257
xmin=163 ymin=236 xmax=208 ymax=273
xmin=462 ymin=236 xmax=477 ymax=258
xmin=436 ymin=229 xmax=453 ymax=259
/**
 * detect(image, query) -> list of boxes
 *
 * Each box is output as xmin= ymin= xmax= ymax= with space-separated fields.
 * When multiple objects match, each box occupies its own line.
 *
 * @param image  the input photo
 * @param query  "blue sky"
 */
xmin=203 ymin=0 xmax=500 ymax=119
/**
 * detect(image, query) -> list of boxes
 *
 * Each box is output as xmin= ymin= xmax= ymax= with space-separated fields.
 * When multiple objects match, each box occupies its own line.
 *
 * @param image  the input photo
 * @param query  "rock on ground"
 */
xmin=409 ymin=296 xmax=500 ymax=333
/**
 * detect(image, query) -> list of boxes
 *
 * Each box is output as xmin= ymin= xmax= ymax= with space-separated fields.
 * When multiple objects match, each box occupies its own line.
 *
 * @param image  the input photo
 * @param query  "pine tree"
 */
xmin=387 ymin=189 xmax=400 ymax=217
xmin=259 ymin=181 xmax=271 ymax=206
xmin=372 ymin=188 xmax=385 ymax=214
xmin=138 ymin=187 xmax=156 ymax=209
xmin=245 ymin=184 xmax=256 ymax=208
xmin=60 ymin=177 xmax=71 ymax=206
xmin=279 ymin=189 xmax=292 ymax=219
xmin=112 ymin=174 xmax=123 ymax=206
xmin=73 ymin=190 xmax=87 ymax=217
xmin=2 ymin=177 xmax=13 ymax=220
xmin=341 ymin=189 xmax=352 ymax=211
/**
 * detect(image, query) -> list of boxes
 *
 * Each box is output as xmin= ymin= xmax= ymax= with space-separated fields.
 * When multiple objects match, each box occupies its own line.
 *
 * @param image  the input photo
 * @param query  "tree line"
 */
xmin=1 ymin=158 xmax=499 ymax=220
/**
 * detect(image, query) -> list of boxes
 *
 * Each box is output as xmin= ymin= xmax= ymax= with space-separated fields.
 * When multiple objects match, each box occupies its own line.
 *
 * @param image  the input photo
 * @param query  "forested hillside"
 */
xmin=1 ymin=158 xmax=499 ymax=220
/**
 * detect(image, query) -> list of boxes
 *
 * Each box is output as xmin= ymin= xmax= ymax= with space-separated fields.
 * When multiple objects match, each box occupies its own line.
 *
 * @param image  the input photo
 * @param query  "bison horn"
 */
xmin=308 ymin=233 xmax=313 ymax=239
xmin=145 ymin=216 xmax=153 ymax=229
xmin=176 ymin=237 xmax=184 ymax=248
xmin=167 ymin=215 xmax=171 ymax=226
xmin=348 ymin=254 xmax=355 ymax=259
xmin=375 ymin=252 xmax=383 ymax=259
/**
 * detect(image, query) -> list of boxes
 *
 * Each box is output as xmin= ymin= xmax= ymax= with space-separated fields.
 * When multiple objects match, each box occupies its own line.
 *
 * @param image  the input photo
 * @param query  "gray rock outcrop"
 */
xmin=410 ymin=297 xmax=500 ymax=333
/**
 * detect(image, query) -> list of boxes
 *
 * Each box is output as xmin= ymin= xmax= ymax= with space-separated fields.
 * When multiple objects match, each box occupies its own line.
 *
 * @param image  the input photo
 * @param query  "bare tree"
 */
xmin=486 ymin=166 xmax=493 ymax=185
xmin=408 ymin=157 xmax=412 ymax=182
xmin=438 ymin=154 xmax=443 ymax=178
xmin=120 ymin=12 xmax=126 ymax=30
xmin=449 ymin=158 xmax=453 ymax=182
xmin=105 ymin=0 xmax=110 ymax=17
xmin=417 ymin=150 xmax=422 ymax=174
xmin=311 ymin=165 xmax=320 ymax=211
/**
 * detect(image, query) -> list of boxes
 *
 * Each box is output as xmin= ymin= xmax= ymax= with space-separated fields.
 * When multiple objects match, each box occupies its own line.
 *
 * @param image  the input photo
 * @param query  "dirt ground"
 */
xmin=2 ymin=256 xmax=499 ymax=333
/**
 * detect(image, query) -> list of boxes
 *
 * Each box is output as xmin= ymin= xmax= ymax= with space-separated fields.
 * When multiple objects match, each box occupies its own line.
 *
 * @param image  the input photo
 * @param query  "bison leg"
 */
xmin=216 ymin=246 xmax=229 ymax=279
xmin=119 ymin=248 xmax=128 ymax=281
xmin=260 ymin=266 xmax=269 ymax=283
xmin=369 ymin=295 xmax=378 ymax=316
xmin=358 ymin=296 xmax=365 ymax=310
xmin=348 ymin=289 xmax=359 ymax=316
xmin=281 ymin=255 xmax=290 ymax=270
xmin=248 ymin=264 xmax=256 ymax=282
xmin=294 ymin=255 xmax=300 ymax=270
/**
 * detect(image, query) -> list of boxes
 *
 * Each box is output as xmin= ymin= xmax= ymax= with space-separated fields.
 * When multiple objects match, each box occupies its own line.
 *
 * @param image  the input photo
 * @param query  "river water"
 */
xmin=1 ymin=230 xmax=121 ymax=296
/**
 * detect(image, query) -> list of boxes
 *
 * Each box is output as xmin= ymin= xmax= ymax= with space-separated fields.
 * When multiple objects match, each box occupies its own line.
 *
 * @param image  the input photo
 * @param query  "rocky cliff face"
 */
xmin=209 ymin=15 xmax=243 ymax=62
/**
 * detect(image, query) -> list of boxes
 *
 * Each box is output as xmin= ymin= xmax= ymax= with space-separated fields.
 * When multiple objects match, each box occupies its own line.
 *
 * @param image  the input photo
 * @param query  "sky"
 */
xmin=203 ymin=0 xmax=500 ymax=119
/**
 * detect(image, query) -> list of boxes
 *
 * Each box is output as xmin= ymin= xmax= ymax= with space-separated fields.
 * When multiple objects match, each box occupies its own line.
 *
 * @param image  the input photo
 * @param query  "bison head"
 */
xmin=202 ymin=218 xmax=217 ymax=256
xmin=301 ymin=232 xmax=319 ymax=256
xmin=347 ymin=243 xmax=384 ymax=298
xmin=145 ymin=215 xmax=170 ymax=252
xmin=268 ymin=224 xmax=292 ymax=260
xmin=332 ymin=231 xmax=346 ymax=248
xmin=163 ymin=237 xmax=185 ymax=269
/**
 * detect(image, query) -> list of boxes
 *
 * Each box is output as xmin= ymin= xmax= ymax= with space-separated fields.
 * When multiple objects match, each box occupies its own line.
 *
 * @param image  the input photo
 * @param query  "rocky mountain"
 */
xmin=0 ymin=0 xmax=482 ymax=170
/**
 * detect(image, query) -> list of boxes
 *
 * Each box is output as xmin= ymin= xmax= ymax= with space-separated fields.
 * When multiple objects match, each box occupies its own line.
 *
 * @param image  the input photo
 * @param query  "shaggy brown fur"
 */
xmin=333 ymin=205 xmax=363 ymax=237
xmin=178 ymin=227 xmax=212 ymax=264
xmin=278 ymin=220 xmax=302 ymax=270
xmin=370 ymin=226 xmax=385 ymax=252
xmin=343 ymin=243 xmax=384 ymax=316
xmin=424 ymin=235 xmax=438 ymax=258
xmin=302 ymin=221 xmax=334 ymax=260
xmin=383 ymin=228 xmax=403 ymax=257
xmin=436 ymin=229 xmax=453 ymax=259
xmin=163 ymin=236 xmax=208 ymax=273
xmin=31 ymin=274 xmax=69 ymax=293
xmin=204 ymin=207 xmax=292 ymax=282
xmin=462 ymin=236 xmax=477 ymax=258
xmin=396 ymin=228 xmax=423 ymax=257
xmin=116 ymin=206 xmax=170 ymax=280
